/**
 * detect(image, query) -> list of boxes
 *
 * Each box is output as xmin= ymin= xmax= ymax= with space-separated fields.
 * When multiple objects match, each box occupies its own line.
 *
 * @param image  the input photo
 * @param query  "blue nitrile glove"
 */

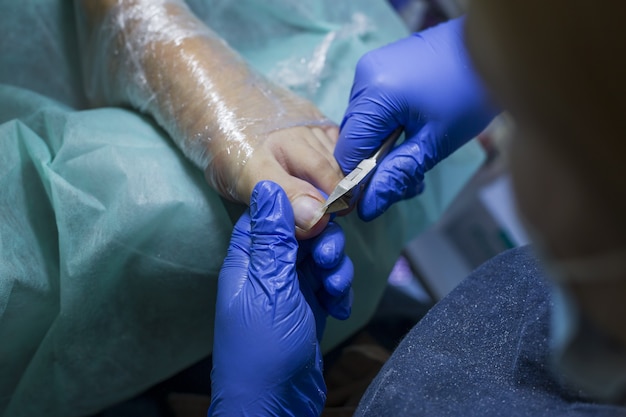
xmin=208 ymin=180 xmax=354 ymax=417
xmin=335 ymin=17 xmax=498 ymax=221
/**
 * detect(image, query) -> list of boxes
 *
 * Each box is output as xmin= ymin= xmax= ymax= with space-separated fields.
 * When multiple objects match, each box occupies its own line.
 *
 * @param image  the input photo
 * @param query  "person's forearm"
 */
xmin=75 ymin=0 xmax=328 ymax=196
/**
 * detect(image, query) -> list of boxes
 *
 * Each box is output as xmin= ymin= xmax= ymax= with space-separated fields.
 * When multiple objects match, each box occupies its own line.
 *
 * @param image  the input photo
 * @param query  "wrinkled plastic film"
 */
xmin=76 ymin=0 xmax=331 ymax=198
xmin=267 ymin=12 xmax=376 ymax=100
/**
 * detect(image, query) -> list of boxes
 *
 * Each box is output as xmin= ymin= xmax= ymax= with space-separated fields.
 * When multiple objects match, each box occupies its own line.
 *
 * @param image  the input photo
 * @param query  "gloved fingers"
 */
xmin=336 ymin=109 xmax=401 ymax=174
xmin=405 ymin=120 xmax=458 ymax=172
xmin=321 ymin=254 xmax=354 ymax=298
xmin=319 ymin=288 xmax=353 ymax=321
xmin=356 ymin=121 xmax=448 ymax=221
xmin=309 ymin=222 xmax=345 ymax=269
xmin=335 ymin=46 xmax=412 ymax=174
xmin=357 ymin=138 xmax=426 ymax=221
xmin=246 ymin=180 xmax=301 ymax=299
xmin=299 ymin=221 xmax=353 ymax=299
xmin=298 ymin=253 xmax=354 ymax=321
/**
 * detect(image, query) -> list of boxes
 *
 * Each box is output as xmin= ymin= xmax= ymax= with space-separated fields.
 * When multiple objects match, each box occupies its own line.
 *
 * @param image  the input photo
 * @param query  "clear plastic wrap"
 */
xmin=75 ymin=0 xmax=333 ymax=200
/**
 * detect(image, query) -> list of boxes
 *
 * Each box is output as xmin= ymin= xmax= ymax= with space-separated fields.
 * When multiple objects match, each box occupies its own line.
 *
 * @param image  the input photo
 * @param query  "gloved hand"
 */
xmin=335 ymin=17 xmax=498 ymax=221
xmin=209 ymin=181 xmax=354 ymax=417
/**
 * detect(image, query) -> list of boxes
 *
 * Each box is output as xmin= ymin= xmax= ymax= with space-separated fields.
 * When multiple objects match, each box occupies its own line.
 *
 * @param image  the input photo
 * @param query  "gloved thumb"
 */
xmin=247 ymin=180 xmax=300 ymax=297
xmin=336 ymin=110 xmax=400 ymax=175
xmin=357 ymin=123 xmax=438 ymax=221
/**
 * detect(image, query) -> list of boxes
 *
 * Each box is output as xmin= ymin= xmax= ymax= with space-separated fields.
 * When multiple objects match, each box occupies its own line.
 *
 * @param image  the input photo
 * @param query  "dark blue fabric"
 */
xmin=355 ymin=246 xmax=626 ymax=416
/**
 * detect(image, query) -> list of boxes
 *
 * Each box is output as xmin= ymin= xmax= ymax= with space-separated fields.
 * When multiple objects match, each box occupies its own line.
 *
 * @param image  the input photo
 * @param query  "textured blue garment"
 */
xmin=355 ymin=246 xmax=626 ymax=417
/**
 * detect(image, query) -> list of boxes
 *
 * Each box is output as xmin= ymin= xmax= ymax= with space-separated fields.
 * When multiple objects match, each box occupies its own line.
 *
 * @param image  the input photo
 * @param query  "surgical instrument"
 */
xmin=321 ymin=127 xmax=403 ymax=214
